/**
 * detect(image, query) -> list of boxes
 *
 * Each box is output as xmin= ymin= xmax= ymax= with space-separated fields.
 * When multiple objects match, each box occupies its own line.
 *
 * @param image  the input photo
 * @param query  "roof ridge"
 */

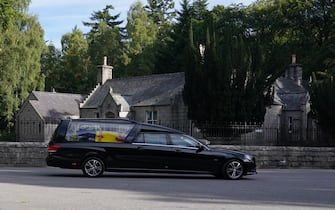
xmin=32 ymin=90 xmax=82 ymax=96
xmin=106 ymin=72 xmax=184 ymax=82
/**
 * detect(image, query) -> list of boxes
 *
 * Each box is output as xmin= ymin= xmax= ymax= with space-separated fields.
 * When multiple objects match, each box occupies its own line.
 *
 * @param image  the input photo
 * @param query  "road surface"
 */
xmin=0 ymin=168 xmax=334 ymax=210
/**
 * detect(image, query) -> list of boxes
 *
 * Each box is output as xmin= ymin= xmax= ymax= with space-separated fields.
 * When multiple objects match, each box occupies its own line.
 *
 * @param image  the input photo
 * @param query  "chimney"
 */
xmin=97 ymin=56 xmax=113 ymax=84
xmin=285 ymin=54 xmax=303 ymax=86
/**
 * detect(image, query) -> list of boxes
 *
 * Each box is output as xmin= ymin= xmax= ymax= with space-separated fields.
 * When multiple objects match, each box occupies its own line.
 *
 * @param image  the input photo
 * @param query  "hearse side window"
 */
xmin=169 ymin=134 xmax=199 ymax=148
xmin=52 ymin=120 xmax=70 ymax=142
xmin=134 ymin=133 xmax=167 ymax=145
xmin=134 ymin=133 xmax=145 ymax=143
xmin=64 ymin=121 xmax=134 ymax=143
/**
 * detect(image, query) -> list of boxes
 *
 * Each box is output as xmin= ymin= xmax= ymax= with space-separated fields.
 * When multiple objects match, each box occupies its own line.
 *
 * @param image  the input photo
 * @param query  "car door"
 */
xmin=166 ymin=134 xmax=216 ymax=172
xmin=120 ymin=132 xmax=172 ymax=170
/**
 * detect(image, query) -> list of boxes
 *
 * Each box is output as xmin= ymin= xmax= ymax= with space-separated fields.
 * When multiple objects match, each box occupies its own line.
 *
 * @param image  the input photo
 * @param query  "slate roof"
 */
xmin=80 ymin=72 xmax=185 ymax=108
xmin=274 ymin=77 xmax=309 ymax=111
xmin=28 ymin=91 xmax=85 ymax=122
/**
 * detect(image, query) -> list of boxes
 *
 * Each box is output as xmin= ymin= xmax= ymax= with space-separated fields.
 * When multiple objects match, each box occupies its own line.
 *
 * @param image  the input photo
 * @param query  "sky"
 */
xmin=29 ymin=0 xmax=254 ymax=48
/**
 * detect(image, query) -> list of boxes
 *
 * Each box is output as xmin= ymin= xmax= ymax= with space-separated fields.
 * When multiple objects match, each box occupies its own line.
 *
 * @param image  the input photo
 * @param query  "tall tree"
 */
xmin=152 ymin=0 xmax=194 ymax=74
xmin=145 ymin=0 xmax=175 ymax=30
xmin=183 ymin=4 xmax=275 ymax=123
xmin=41 ymin=43 xmax=62 ymax=92
xmin=83 ymin=5 xmax=123 ymax=34
xmin=84 ymin=5 xmax=125 ymax=78
xmin=192 ymin=0 xmax=209 ymax=20
xmin=0 ymin=0 xmax=45 ymax=130
xmin=124 ymin=1 xmax=158 ymax=76
xmin=311 ymin=70 xmax=335 ymax=139
xmin=126 ymin=1 xmax=157 ymax=56
xmin=0 ymin=0 xmax=15 ymax=30
xmin=143 ymin=0 xmax=177 ymax=74
xmin=59 ymin=27 xmax=90 ymax=93
xmin=183 ymin=21 xmax=208 ymax=121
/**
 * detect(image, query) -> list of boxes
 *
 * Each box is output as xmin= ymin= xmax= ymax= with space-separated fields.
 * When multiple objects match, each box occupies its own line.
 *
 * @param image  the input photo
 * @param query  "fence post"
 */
xmin=189 ymin=120 xmax=192 ymax=136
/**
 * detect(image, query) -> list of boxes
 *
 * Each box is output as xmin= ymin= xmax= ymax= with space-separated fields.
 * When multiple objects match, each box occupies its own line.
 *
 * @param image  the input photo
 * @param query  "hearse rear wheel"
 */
xmin=82 ymin=157 xmax=105 ymax=177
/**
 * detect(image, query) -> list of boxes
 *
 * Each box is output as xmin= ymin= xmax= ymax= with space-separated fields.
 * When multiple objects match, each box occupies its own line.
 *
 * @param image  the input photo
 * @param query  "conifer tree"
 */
xmin=84 ymin=5 xmax=125 ymax=78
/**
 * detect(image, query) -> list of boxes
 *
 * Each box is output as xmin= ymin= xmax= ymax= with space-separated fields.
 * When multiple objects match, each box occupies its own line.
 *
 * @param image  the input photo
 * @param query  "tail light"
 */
xmin=48 ymin=145 xmax=61 ymax=153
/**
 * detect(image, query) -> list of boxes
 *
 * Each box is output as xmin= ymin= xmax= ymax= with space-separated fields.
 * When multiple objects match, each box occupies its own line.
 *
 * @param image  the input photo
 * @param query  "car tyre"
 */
xmin=222 ymin=159 xmax=244 ymax=180
xmin=82 ymin=157 xmax=105 ymax=177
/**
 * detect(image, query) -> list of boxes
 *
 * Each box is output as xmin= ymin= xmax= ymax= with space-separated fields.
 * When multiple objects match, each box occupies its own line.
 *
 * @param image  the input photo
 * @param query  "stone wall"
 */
xmin=216 ymin=145 xmax=335 ymax=169
xmin=0 ymin=142 xmax=47 ymax=167
xmin=0 ymin=142 xmax=334 ymax=169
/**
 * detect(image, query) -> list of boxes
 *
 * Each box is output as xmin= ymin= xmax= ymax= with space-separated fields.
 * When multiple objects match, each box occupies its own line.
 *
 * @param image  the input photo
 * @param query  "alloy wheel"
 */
xmin=82 ymin=157 xmax=104 ymax=177
xmin=224 ymin=160 xmax=244 ymax=180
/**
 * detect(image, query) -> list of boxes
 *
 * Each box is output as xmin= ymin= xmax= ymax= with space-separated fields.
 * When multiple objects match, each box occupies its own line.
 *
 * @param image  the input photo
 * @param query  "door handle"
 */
xmin=137 ymin=147 xmax=144 ymax=151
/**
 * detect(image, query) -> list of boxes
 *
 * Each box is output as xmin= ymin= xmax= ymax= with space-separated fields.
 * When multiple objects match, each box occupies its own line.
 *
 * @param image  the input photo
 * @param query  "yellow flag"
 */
xmin=95 ymin=131 xmax=123 ymax=143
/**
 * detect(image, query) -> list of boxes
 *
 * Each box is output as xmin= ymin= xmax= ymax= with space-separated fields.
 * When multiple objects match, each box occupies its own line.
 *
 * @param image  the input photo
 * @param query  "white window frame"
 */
xmin=146 ymin=110 xmax=158 ymax=124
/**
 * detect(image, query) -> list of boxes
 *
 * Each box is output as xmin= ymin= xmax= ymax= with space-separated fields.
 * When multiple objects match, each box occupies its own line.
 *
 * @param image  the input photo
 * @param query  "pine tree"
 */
xmin=84 ymin=5 xmax=125 ymax=78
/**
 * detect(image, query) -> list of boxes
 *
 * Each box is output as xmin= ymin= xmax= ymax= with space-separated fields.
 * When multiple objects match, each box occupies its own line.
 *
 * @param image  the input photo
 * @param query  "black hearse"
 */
xmin=46 ymin=118 xmax=256 ymax=179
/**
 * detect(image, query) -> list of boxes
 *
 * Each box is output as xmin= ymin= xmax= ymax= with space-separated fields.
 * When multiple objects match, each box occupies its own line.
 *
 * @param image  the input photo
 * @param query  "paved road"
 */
xmin=0 ymin=168 xmax=334 ymax=210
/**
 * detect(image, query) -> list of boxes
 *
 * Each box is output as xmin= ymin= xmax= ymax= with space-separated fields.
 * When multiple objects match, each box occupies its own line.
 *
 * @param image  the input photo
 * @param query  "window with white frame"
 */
xmin=146 ymin=111 xmax=158 ymax=124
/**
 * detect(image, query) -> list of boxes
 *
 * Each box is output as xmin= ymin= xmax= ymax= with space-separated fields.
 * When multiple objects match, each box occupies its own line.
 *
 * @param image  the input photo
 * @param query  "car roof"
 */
xmin=138 ymin=122 xmax=183 ymax=133
xmin=63 ymin=118 xmax=183 ymax=134
xmin=65 ymin=118 xmax=136 ymax=124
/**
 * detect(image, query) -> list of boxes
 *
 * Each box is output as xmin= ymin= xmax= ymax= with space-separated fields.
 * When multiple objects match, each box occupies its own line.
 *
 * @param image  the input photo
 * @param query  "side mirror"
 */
xmin=196 ymin=145 xmax=205 ymax=153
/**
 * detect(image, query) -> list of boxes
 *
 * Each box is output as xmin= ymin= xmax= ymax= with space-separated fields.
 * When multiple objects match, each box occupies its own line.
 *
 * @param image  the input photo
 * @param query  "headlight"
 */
xmin=242 ymin=154 xmax=254 ymax=163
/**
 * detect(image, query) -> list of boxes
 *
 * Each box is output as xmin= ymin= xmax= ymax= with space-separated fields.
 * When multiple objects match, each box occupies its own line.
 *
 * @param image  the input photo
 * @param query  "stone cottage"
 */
xmin=15 ymin=58 xmax=188 ymax=142
xmin=263 ymin=55 xmax=312 ymax=144
xmin=16 ymin=91 xmax=84 ymax=142
xmin=79 ymin=57 xmax=188 ymax=128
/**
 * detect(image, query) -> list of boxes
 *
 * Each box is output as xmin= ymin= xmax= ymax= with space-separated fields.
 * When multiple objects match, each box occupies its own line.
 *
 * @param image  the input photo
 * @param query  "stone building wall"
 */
xmin=16 ymin=102 xmax=45 ymax=142
xmin=133 ymin=105 xmax=172 ymax=123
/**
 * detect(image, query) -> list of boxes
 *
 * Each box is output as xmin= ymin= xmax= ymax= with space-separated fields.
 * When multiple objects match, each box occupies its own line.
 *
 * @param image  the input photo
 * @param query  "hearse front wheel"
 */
xmin=82 ymin=157 xmax=105 ymax=177
xmin=223 ymin=159 xmax=244 ymax=180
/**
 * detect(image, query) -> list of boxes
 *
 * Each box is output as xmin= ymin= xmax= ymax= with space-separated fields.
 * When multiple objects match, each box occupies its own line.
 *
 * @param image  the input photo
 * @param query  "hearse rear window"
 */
xmin=65 ymin=121 xmax=134 ymax=143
